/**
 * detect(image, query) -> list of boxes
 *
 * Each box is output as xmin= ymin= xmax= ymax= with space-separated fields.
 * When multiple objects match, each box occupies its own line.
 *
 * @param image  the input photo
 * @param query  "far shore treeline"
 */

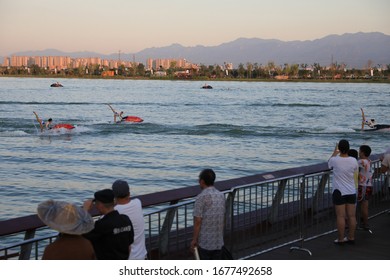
xmin=1 ymin=62 xmax=389 ymax=83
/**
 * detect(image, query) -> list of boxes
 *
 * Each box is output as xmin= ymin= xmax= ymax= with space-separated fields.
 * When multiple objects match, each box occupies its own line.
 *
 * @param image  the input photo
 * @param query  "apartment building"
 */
xmin=2 ymin=55 xmax=202 ymax=71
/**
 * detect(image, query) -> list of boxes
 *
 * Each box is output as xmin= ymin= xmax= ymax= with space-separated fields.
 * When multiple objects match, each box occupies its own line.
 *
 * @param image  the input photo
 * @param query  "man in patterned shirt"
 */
xmin=191 ymin=169 xmax=226 ymax=260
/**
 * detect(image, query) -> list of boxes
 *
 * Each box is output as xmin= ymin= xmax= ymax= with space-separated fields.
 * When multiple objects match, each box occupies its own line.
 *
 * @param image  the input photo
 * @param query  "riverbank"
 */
xmin=1 ymin=74 xmax=389 ymax=83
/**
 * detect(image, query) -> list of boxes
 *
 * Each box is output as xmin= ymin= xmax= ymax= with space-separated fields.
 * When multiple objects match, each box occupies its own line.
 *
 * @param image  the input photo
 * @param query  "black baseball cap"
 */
xmin=93 ymin=189 xmax=114 ymax=203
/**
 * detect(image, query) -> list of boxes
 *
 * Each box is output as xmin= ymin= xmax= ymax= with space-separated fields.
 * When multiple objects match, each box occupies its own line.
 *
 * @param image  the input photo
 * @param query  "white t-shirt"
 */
xmin=115 ymin=198 xmax=147 ymax=260
xmin=328 ymin=155 xmax=358 ymax=195
xmin=382 ymin=153 xmax=390 ymax=173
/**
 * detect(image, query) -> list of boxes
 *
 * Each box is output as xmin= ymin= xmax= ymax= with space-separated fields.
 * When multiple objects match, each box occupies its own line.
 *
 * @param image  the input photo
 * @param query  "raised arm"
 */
xmin=360 ymin=108 xmax=365 ymax=130
xmin=107 ymin=104 xmax=119 ymax=122
xmin=33 ymin=111 xmax=44 ymax=132
xmin=329 ymin=142 xmax=339 ymax=161
xmin=107 ymin=104 xmax=116 ymax=114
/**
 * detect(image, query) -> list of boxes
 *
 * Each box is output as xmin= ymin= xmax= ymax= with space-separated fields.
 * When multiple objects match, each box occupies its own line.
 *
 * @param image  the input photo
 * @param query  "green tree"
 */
xmin=312 ymin=63 xmax=322 ymax=78
xmin=30 ymin=64 xmax=42 ymax=75
xmin=137 ymin=63 xmax=145 ymax=76
xmin=266 ymin=61 xmax=276 ymax=77
xmin=237 ymin=63 xmax=245 ymax=78
xmin=290 ymin=64 xmax=299 ymax=78
xmin=246 ymin=63 xmax=253 ymax=79
xmin=198 ymin=64 xmax=209 ymax=77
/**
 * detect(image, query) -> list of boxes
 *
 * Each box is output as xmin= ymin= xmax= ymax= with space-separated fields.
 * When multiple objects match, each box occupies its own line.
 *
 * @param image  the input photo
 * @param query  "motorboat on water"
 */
xmin=201 ymin=84 xmax=213 ymax=89
xmin=50 ymin=82 xmax=63 ymax=87
xmin=363 ymin=124 xmax=390 ymax=131
xmin=121 ymin=116 xmax=144 ymax=123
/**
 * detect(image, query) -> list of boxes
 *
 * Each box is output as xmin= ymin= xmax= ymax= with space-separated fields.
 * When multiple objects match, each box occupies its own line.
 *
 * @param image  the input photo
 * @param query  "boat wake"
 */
xmin=0 ymin=130 xmax=30 ymax=137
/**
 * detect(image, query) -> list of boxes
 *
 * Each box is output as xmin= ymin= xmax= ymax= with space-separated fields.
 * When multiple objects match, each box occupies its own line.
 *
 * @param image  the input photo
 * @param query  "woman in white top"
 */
xmin=328 ymin=139 xmax=358 ymax=244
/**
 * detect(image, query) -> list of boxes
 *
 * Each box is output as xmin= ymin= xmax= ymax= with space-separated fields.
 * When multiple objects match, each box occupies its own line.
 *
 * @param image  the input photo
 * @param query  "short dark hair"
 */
xmin=360 ymin=145 xmax=372 ymax=157
xmin=348 ymin=149 xmax=358 ymax=160
xmin=199 ymin=169 xmax=216 ymax=186
xmin=338 ymin=139 xmax=350 ymax=154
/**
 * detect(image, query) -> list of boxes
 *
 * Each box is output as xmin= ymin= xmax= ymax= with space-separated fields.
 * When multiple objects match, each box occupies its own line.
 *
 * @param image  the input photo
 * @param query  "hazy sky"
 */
xmin=1 ymin=0 xmax=389 ymax=56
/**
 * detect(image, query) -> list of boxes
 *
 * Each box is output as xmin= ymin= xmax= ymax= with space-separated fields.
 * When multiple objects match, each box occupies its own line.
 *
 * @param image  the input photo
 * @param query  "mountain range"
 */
xmin=3 ymin=32 xmax=390 ymax=69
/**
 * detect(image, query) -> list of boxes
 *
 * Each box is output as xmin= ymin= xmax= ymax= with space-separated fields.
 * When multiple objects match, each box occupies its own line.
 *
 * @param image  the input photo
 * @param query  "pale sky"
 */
xmin=1 ymin=0 xmax=389 ymax=56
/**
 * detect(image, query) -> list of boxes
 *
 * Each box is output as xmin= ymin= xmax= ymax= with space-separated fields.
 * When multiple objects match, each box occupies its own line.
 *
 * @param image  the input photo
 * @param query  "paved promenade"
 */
xmin=249 ymin=212 xmax=390 ymax=260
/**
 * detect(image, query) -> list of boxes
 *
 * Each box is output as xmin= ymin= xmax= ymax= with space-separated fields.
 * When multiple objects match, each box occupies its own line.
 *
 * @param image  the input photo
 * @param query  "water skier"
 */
xmin=107 ymin=104 xmax=125 ymax=123
xmin=33 ymin=111 xmax=53 ymax=132
xmin=360 ymin=108 xmax=390 ymax=131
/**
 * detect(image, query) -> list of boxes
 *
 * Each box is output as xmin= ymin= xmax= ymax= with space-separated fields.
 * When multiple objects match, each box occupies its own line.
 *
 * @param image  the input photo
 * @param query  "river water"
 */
xmin=0 ymin=77 xmax=389 ymax=220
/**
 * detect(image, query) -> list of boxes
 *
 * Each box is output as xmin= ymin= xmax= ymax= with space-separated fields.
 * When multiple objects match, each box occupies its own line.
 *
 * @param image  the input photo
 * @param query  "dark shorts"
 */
xmin=198 ymin=246 xmax=222 ymax=260
xmin=357 ymin=185 xmax=372 ymax=201
xmin=332 ymin=189 xmax=356 ymax=205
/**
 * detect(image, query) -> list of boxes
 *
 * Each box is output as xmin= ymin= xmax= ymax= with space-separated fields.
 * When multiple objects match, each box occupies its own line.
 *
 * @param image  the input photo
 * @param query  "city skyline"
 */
xmin=2 ymin=55 xmax=200 ymax=72
xmin=1 ymin=0 xmax=389 ymax=57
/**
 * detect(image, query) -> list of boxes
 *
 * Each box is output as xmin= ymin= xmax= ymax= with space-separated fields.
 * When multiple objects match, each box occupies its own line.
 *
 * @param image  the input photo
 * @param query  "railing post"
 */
xmin=290 ymin=177 xmax=312 ymax=256
xmin=267 ymin=179 xmax=287 ymax=224
xmin=19 ymin=229 xmax=36 ymax=260
xmin=313 ymin=173 xmax=330 ymax=213
xmin=224 ymin=190 xmax=236 ymax=253
xmin=158 ymin=200 xmax=178 ymax=256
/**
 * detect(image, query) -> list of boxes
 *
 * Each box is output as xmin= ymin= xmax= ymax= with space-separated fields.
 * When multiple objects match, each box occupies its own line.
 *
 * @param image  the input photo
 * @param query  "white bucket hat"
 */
xmin=37 ymin=200 xmax=94 ymax=235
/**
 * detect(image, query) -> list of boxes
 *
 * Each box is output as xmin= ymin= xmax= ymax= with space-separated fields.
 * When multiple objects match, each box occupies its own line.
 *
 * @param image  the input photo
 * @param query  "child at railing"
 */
xmin=357 ymin=145 xmax=373 ymax=231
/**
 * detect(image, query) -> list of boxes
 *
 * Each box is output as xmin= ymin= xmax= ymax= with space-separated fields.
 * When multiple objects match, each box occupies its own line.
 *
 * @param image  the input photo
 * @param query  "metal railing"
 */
xmin=1 ymin=155 xmax=389 ymax=260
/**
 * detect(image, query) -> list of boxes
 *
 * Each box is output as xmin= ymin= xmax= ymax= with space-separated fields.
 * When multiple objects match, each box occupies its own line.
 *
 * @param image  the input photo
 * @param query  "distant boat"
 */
xmin=50 ymin=82 xmax=63 ymax=87
xmin=201 ymin=84 xmax=212 ymax=89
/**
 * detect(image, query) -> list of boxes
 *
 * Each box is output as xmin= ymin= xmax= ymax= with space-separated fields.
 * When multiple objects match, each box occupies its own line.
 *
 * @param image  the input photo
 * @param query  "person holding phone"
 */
xmin=328 ymin=139 xmax=358 ymax=244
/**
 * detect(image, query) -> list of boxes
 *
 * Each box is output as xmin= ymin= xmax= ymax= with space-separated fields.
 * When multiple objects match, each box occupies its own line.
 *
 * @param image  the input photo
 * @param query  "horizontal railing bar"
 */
xmin=1 ymin=232 xmax=58 ymax=251
xmin=230 ymin=174 xmax=305 ymax=191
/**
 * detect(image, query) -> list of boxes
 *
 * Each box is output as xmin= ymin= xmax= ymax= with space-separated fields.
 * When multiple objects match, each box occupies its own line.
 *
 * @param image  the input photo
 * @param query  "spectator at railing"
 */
xmin=357 ymin=145 xmax=373 ymax=230
xmin=347 ymin=149 xmax=359 ymax=188
xmin=328 ymin=139 xmax=358 ymax=245
xmin=83 ymin=189 xmax=134 ymax=260
xmin=190 ymin=168 xmax=228 ymax=259
xmin=37 ymin=200 xmax=95 ymax=260
xmin=112 ymin=179 xmax=147 ymax=260
xmin=380 ymin=147 xmax=390 ymax=174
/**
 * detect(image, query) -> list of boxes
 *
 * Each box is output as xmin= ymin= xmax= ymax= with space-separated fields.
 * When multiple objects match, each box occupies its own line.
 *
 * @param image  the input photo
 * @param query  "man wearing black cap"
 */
xmin=83 ymin=189 xmax=134 ymax=260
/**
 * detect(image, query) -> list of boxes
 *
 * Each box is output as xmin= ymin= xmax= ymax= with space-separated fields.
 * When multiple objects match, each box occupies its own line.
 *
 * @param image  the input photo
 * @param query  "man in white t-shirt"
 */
xmin=380 ymin=148 xmax=390 ymax=174
xmin=381 ymin=149 xmax=390 ymax=195
xmin=112 ymin=180 xmax=147 ymax=260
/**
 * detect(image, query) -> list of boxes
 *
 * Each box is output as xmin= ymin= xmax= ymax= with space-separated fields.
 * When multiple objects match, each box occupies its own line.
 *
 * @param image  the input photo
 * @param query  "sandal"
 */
xmin=334 ymin=237 xmax=347 ymax=244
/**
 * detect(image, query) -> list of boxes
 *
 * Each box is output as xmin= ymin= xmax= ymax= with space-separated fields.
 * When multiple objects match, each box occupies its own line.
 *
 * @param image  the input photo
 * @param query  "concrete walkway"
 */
xmin=248 ymin=212 xmax=390 ymax=260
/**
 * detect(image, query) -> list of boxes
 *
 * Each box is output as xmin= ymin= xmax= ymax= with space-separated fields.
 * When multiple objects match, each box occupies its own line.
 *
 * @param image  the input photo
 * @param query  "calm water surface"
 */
xmin=0 ymin=77 xmax=389 ymax=220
